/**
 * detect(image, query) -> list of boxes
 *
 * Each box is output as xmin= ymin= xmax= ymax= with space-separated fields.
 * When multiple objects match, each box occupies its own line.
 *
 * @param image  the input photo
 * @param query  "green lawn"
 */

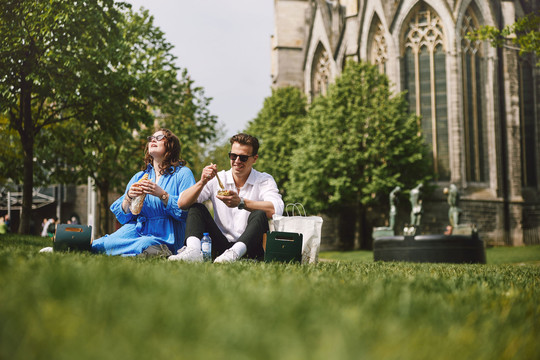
xmin=319 ymin=245 xmax=540 ymax=265
xmin=1 ymin=234 xmax=539 ymax=360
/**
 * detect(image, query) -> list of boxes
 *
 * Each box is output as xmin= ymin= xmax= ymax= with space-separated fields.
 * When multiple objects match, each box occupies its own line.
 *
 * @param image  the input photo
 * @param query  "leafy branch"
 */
xmin=466 ymin=12 xmax=540 ymax=65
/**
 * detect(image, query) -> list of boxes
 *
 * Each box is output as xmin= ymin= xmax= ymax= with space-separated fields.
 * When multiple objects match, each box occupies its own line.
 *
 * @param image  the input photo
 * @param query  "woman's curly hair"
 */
xmin=142 ymin=128 xmax=186 ymax=175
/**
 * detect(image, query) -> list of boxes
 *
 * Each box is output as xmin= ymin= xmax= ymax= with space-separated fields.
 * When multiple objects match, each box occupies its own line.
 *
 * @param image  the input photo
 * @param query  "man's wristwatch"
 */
xmin=238 ymin=197 xmax=246 ymax=210
xmin=161 ymin=192 xmax=168 ymax=201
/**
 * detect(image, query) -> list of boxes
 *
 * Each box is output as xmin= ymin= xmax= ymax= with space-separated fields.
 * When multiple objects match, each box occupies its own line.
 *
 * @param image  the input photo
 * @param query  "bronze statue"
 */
xmin=372 ymin=186 xmax=401 ymax=238
xmin=444 ymin=184 xmax=461 ymax=227
xmin=389 ymin=186 xmax=401 ymax=230
xmin=410 ymin=183 xmax=423 ymax=227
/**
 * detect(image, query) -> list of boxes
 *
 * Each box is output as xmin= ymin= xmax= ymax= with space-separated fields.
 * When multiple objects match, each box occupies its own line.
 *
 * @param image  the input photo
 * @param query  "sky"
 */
xmin=125 ymin=0 xmax=275 ymax=140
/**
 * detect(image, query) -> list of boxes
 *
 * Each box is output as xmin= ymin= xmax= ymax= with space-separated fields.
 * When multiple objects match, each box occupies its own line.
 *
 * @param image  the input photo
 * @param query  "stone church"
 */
xmin=271 ymin=0 xmax=539 ymax=246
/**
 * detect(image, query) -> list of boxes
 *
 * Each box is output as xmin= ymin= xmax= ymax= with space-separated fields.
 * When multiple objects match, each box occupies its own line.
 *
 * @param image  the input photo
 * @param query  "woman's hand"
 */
xmin=127 ymin=183 xmax=144 ymax=200
xmin=138 ymin=180 xmax=166 ymax=198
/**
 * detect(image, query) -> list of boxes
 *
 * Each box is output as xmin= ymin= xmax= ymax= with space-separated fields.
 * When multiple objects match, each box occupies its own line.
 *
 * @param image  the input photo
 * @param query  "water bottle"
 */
xmin=201 ymin=233 xmax=212 ymax=261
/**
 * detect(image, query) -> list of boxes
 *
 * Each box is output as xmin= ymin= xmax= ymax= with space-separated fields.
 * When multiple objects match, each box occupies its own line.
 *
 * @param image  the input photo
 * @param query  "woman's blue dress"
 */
xmin=91 ymin=164 xmax=195 ymax=256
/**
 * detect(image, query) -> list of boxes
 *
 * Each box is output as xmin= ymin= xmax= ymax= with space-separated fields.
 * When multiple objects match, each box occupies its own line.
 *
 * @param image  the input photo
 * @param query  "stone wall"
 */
xmin=273 ymin=0 xmax=540 ymax=248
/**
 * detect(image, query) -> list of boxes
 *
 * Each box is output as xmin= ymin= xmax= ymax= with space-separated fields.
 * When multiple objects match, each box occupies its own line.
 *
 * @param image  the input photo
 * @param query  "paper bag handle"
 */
xmin=285 ymin=203 xmax=307 ymax=217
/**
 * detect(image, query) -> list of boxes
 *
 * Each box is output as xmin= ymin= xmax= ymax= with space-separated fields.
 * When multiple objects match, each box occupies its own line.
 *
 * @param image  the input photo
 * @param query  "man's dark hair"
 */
xmin=230 ymin=133 xmax=259 ymax=156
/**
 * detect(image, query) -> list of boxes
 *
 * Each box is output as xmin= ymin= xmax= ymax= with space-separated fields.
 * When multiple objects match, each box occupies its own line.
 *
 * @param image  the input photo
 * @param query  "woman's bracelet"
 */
xmin=161 ymin=192 xmax=169 ymax=203
xmin=126 ymin=194 xmax=133 ymax=202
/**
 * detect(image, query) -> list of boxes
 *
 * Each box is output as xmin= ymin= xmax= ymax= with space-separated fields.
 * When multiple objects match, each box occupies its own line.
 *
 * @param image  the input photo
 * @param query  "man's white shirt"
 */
xmin=196 ymin=168 xmax=284 ymax=242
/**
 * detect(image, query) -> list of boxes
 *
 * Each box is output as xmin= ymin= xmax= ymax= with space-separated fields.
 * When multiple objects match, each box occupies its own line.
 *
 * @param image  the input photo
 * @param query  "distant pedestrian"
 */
xmin=41 ymin=218 xmax=53 ymax=237
xmin=47 ymin=217 xmax=59 ymax=238
xmin=4 ymin=214 xmax=11 ymax=233
xmin=0 ymin=217 xmax=7 ymax=235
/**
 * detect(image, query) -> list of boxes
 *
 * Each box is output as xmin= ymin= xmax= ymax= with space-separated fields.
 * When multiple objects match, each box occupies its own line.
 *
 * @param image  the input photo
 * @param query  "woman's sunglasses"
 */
xmin=147 ymin=134 xmax=166 ymax=142
xmin=228 ymin=152 xmax=253 ymax=162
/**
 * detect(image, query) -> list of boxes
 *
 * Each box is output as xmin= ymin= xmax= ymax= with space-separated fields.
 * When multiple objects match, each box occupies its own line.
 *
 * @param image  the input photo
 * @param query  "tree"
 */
xmin=286 ymin=61 xmax=432 ymax=249
xmin=159 ymin=71 xmax=218 ymax=174
xmin=0 ymin=0 xmax=131 ymax=233
xmin=467 ymin=12 xmax=540 ymax=66
xmin=0 ymin=1 xmax=217 ymax=234
xmin=245 ymin=86 xmax=307 ymax=197
xmin=196 ymin=125 xmax=229 ymax=177
xmin=31 ymin=9 xmax=217 ymax=236
xmin=0 ymin=115 xmax=22 ymax=185
xmin=35 ymin=118 xmax=145 ymax=236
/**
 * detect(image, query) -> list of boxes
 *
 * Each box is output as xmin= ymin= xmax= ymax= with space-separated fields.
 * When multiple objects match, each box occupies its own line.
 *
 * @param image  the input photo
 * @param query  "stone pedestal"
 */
xmin=373 ymin=227 xmax=394 ymax=239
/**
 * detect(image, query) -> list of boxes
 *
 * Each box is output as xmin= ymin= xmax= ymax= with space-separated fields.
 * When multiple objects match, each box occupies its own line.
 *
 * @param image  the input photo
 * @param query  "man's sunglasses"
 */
xmin=147 ymin=134 xmax=166 ymax=142
xmin=228 ymin=152 xmax=253 ymax=162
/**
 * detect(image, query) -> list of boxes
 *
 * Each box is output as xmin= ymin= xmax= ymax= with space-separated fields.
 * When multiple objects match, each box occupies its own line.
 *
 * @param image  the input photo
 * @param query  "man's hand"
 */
xmin=201 ymin=163 xmax=218 ymax=185
xmin=217 ymin=190 xmax=241 ymax=208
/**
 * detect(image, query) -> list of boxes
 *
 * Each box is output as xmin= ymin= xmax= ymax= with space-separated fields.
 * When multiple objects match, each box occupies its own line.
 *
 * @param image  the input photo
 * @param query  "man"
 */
xmin=169 ymin=133 xmax=284 ymax=263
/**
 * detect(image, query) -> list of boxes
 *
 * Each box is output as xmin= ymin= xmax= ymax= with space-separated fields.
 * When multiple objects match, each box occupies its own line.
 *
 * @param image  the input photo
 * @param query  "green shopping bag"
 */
xmin=53 ymin=224 xmax=92 ymax=252
xmin=264 ymin=231 xmax=303 ymax=263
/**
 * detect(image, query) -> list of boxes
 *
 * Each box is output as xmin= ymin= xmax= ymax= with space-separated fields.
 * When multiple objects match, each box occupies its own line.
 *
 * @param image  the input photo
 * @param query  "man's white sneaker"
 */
xmin=214 ymin=248 xmax=240 ymax=263
xmin=168 ymin=246 xmax=203 ymax=262
xmin=39 ymin=247 xmax=53 ymax=253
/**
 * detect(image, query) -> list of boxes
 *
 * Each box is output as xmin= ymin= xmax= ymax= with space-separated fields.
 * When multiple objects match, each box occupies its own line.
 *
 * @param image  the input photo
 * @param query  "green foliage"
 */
xmin=245 ymin=87 xmax=308 ymax=196
xmin=1 ymin=235 xmax=539 ymax=360
xmin=287 ymin=61 xmax=432 ymax=214
xmin=0 ymin=115 xmax=21 ymax=184
xmin=158 ymin=70 xmax=218 ymax=170
xmin=198 ymin=134 xmax=232 ymax=178
xmin=36 ymin=118 xmax=144 ymax=187
xmin=0 ymin=0 xmax=131 ymax=130
xmin=0 ymin=1 xmax=217 ymax=233
xmin=20 ymin=5 xmax=214 ymax=191
xmin=467 ymin=12 xmax=540 ymax=66
xmin=1 ymin=0 xmax=134 ymax=232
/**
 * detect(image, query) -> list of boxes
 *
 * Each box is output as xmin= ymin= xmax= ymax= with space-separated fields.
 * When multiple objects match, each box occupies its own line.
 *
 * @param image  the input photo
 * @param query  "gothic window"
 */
xmin=461 ymin=7 xmax=487 ymax=183
xmin=312 ymin=44 xmax=331 ymax=97
xmin=402 ymin=4 xmax=449 ymax=180
xmin=369 ymin=18 xmax=388 ymax=73
xmin=519 ymin=56 xmax=538 ymax=187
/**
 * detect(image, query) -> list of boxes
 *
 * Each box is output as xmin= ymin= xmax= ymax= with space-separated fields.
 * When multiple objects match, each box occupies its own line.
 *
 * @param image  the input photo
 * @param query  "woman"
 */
xmin=91 ymin=128 xmax=195 ymax=256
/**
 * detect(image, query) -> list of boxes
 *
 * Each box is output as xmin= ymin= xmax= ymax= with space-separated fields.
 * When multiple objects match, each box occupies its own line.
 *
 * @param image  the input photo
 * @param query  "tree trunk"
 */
xmin=98 ymin=181 xmax=110 ymax=237
xmin=357 ymin=206 xmax=373 ymax=250
xmin=18 ymin=79 xmax=34 ymax=234
xmin=337 ymin=204 xmax=357 ymax=250
xmin=19 ymin=137 xmax=34 ymax=234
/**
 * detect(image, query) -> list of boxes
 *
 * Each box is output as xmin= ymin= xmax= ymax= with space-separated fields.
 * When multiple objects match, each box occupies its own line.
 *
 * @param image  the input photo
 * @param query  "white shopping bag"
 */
xmin=272 ymin=203 xmax=323 ymax=264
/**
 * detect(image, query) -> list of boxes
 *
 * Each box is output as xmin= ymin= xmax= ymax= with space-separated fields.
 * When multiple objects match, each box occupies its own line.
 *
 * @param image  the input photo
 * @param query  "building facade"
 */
xmin=272 ymin=0 xmax=539 ymax=245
